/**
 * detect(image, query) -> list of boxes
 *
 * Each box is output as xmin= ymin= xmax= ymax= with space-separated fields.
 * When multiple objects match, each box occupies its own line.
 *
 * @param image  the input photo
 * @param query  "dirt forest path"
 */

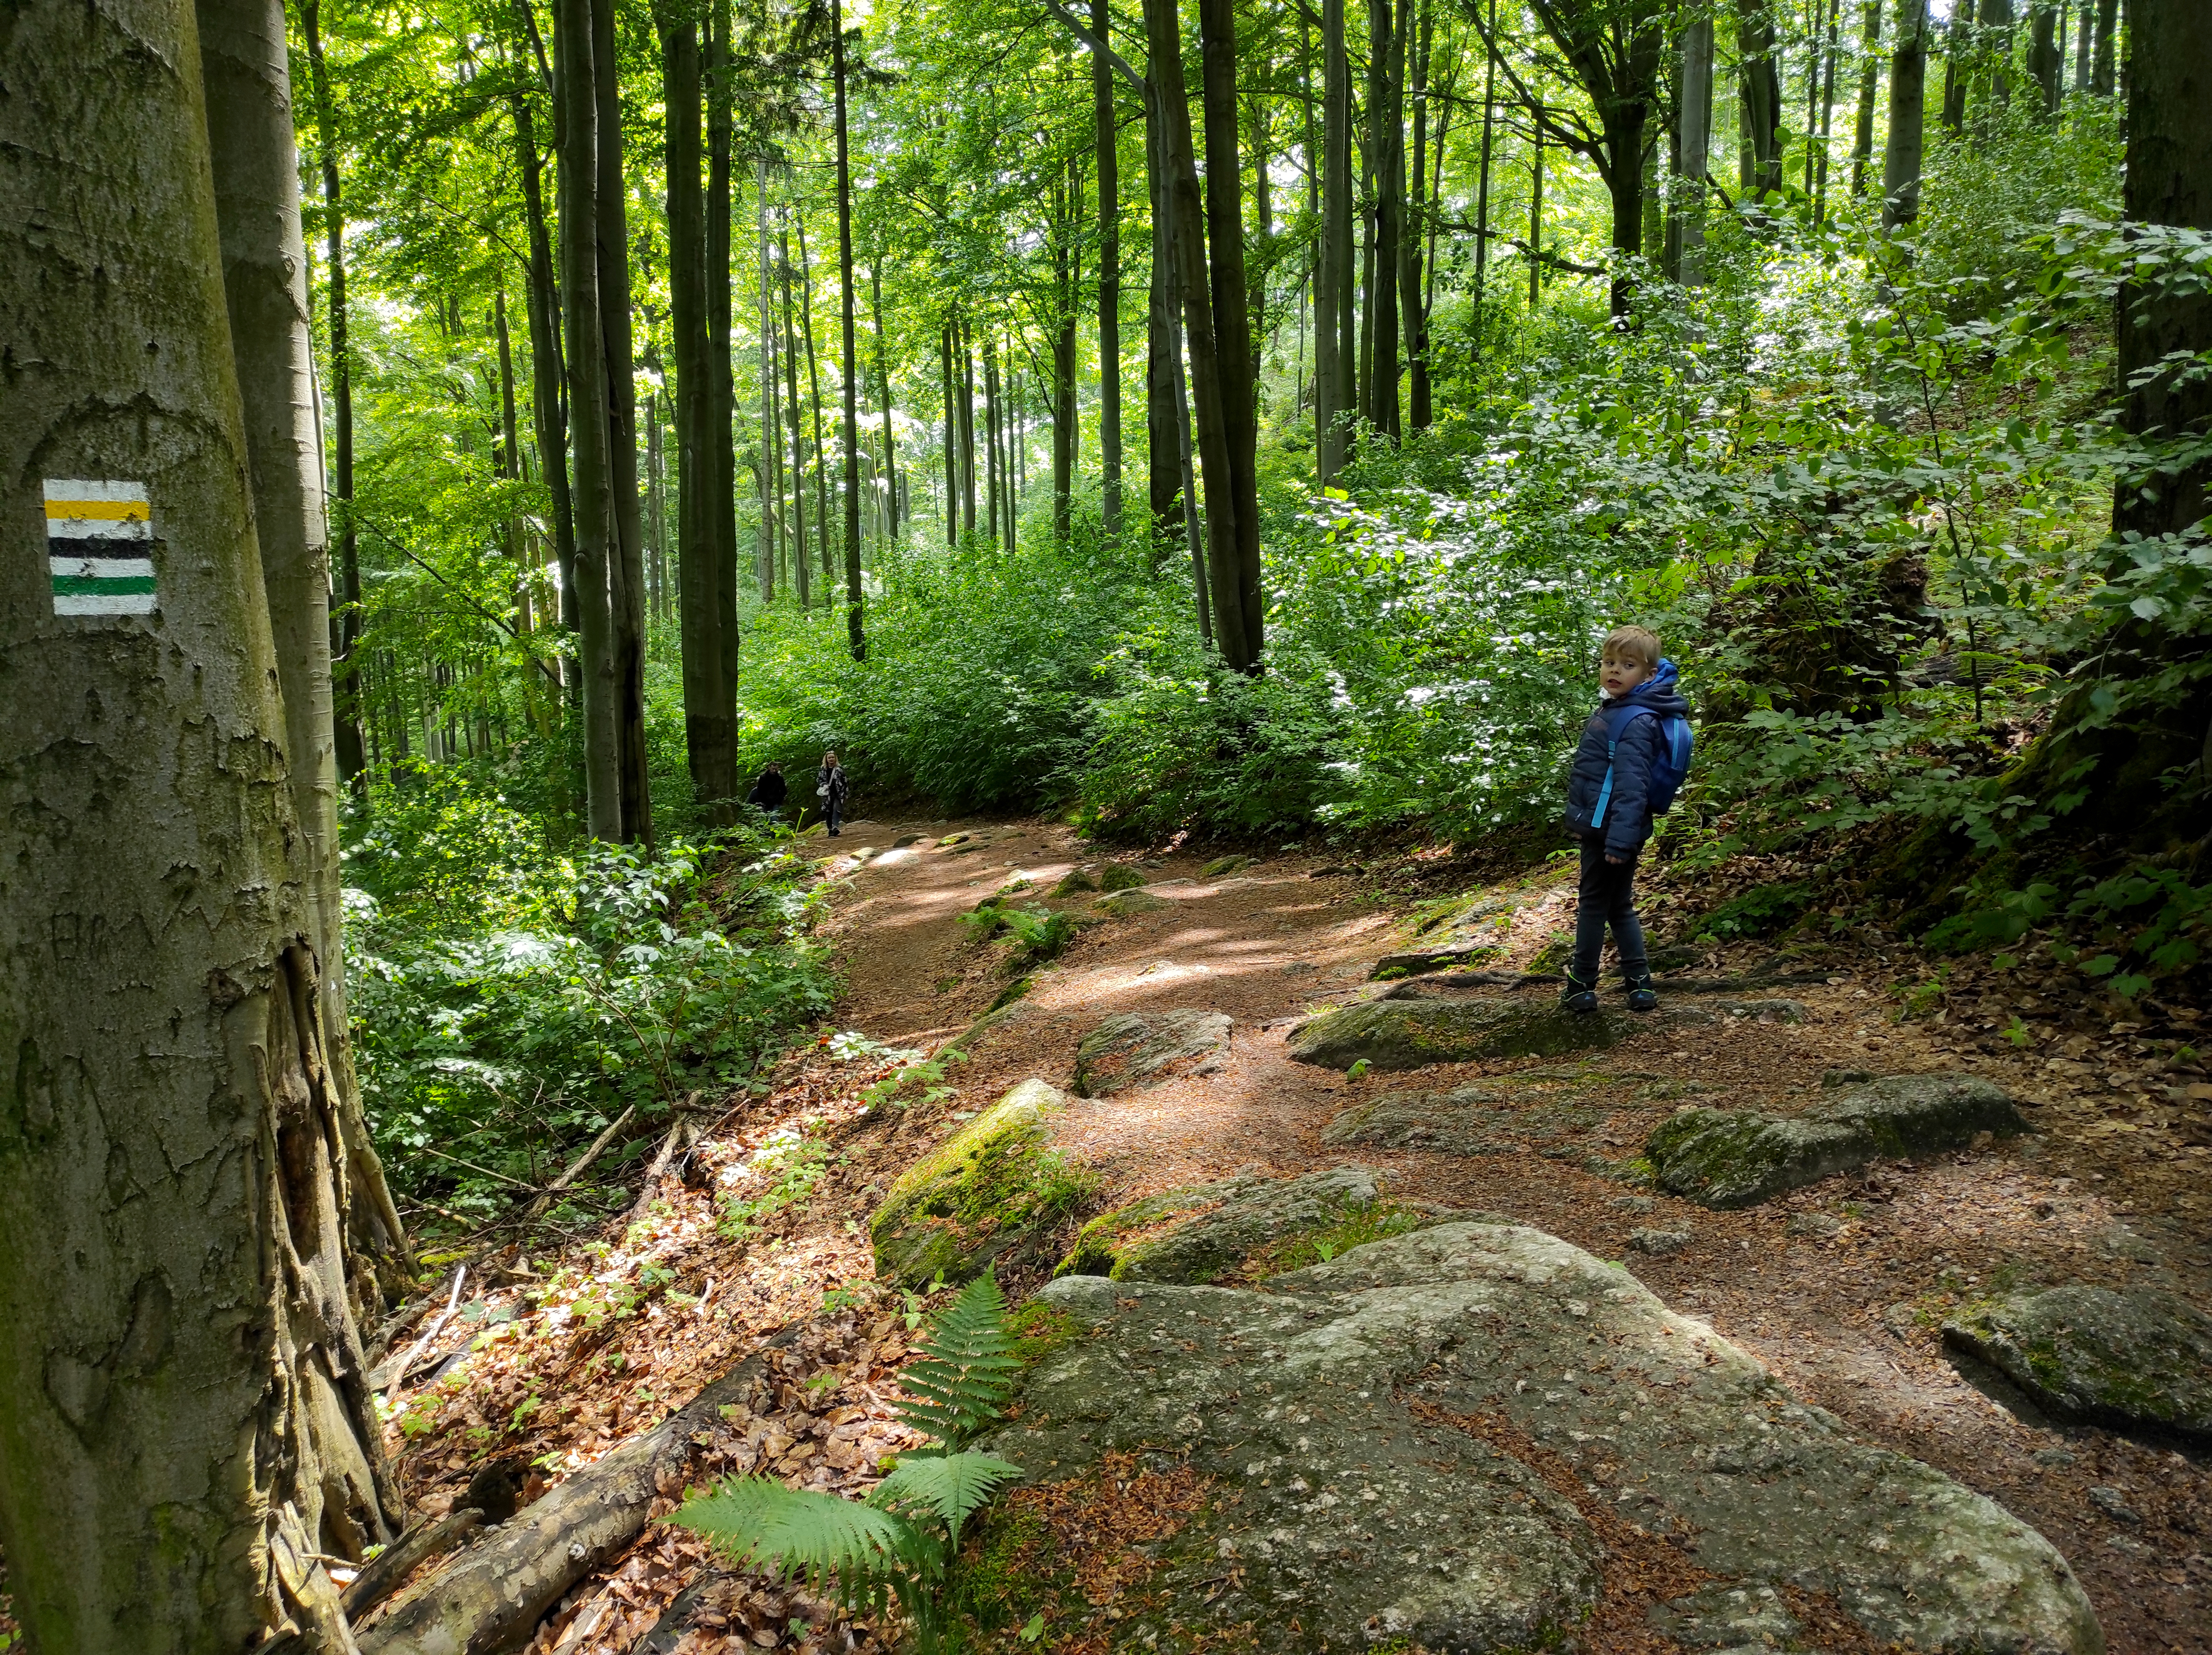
xmin=816 ymin=813 xmax=2211 ymax=1654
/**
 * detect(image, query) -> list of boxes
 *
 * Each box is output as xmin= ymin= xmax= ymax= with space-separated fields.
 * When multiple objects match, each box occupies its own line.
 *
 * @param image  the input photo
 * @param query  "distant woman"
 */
xmin=817 ymin=750 xmax=850 ymax=837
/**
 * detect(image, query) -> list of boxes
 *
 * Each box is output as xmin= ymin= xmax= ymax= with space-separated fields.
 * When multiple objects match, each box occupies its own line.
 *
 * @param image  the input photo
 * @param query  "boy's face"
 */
xmin=1600 ymin=650 xmax=1653 ymax=698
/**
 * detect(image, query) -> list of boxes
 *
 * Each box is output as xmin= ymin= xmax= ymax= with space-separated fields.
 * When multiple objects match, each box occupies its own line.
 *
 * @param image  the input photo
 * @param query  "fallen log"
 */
xmin=356 ymin=1326 xmax=797 ymax=1655
xmin=341 ymin=1508 xmax=486 ymax=1622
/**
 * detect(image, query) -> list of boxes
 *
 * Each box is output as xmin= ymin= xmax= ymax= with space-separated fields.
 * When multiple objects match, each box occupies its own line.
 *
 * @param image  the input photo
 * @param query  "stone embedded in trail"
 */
xmin=1371 ymin=944 xmax=1506 ymax=979
xmin=1051 ymin=865 xmax=1101 ymax=895
xmin=1073 ymin=1010 xmax=1231 ymax=1097
xmin=1644 ymin=1073 xmax=2028 ymax=1209
xmin=1628 ymin=1226 xmax=1691 ymax=1255
xmin=1096 ymin=863 xmax=1147 ymax=892
xmin=1944 ymin=1284 xmax=2212 ymax=1444
xmin=867 ymin=1080 xmax=1095 ymax=1287
xmin=1092 ymin=887 xmax=1169 ymax=919
xmin=988 ymin=1222 xmax=2099 ymax=1655
xmin=1055 ymin=1164 xmax=1472 ymax=1283
xmin=1289 ymin=994 xmax=1802 ymax=1072
xmin=1321 ymin=1084 xmax=1502 ymax=1150
xmin=891 ymin=831 xmax=927 ymax=848
xmin=1200 ymin=854 xmax=1252 ymax=878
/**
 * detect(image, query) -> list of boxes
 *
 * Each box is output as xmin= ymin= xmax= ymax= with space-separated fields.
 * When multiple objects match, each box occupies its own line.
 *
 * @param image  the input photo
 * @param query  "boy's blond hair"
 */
xmin=1601 ymin=626 xmax=1662 ymax=669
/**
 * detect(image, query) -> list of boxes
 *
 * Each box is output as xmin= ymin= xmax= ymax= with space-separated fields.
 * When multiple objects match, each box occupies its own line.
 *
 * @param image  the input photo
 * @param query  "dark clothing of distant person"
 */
xmin=748 ymin=767 xmax=788 ymax=814
xmin=1562 ymin=660 xmax=1691 ymax=991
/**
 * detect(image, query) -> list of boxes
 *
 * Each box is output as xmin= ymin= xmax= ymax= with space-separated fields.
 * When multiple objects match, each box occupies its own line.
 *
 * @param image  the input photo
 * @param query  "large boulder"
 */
xmin=1073 ymin=1010 xmax=1231 ymax=1097
xmin=1944 ymin=1285 xmax=2212 ymax=1444
xmin=978 ymin=1223 xmax=2101 ymax=1655
xmin=1645 ymin=1073 xmax=2027 ymax=1209
xmin=1055 ymin=1165 xmax=1472 ymax=1283
xmin=1288 ymin=995 xmax=1801 ymax=1072
xmin=867 ymin=1080 xmax=1096 ymax=1287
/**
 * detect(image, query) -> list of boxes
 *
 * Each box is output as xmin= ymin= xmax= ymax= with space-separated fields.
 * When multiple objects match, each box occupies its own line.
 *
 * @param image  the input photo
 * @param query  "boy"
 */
xmin=1559 ymin=626 xmax=1690 ymax=1014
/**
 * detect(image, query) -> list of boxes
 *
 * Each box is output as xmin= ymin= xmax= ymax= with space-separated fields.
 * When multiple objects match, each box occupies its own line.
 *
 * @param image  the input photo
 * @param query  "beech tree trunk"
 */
xmin=663 ymin=15 xmax=736 ymax=813
xmin=1364 ymin=0 xmax=1401 ymax=437
xmin=510 ymin=92 xmax=577 ymax=678
xmin=1144 ymin=67 xmax=1184 ymax=544
xmin=1851 ymin=0 xmax=1884 ymax=196
xmin=871 ymin=258 xmax=899 ymax=545
xmin=755 ymin=156 xmax=778 ymax=601
xmin=1 ymin=0 xmax=402 ymax=1645
xmin=793 ymin=216 xmax=829 ymax=606
xmin=2089 ymin=0 xmax=2115 ymax=96
xmin=833 ymin=0 xmax=865 ymax=655
xmin=1198 ymin=0 xmax=1263 ymax=668
xmin=1669 ymin=15 xmax=1713 ymax=283
xmin=1314 ymin=0 xmax=1352 ymax=479
xmin=1882 ymin=0 xmax=1929 ymax=227
xmin=707 ymin=3 xmax=740 ymax=739
xmin=1403 ymin=0 xmax=1432 ymax=431
xmin=1093 ymin=0 xmax=1125 ymax=539
xmin=1740 ymin=0 xmax=1784 ymax=194
xmin=1053 ymin=172 xmax=1080 ymax=547
xmin=557 ymin=0 xmax=622 ymax=838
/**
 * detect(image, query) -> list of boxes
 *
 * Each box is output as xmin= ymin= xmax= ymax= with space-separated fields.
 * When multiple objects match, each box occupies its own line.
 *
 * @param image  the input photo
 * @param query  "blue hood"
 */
xmin=1609 ymin=657 xmax=1690 ymax=720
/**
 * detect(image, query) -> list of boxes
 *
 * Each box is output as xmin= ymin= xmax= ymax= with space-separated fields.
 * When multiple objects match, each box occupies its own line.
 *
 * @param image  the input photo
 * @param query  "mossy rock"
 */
xmin=1093 ymin=886 xmax=1169 ymax=918
xmin=1944 ymin=1285 xmax=2212 ymax=1444
xmin=1052 ymin=866 xmax=1102 ymax=896
xmin=868 ymin=1079 xmax=1097 ymax=1287
xmin=1370 ymin=943 xmax=1505 ymax=980
xmin=1289 ymin=995 xmax=1710 ymax=1071
xmin=1096 ymin=863 xmax=1147 ymax=892
xmin=1055 ymin=1165 xmax=1469 ymax=1284
xmin=1073 ymin=1009 xmax=1230 ymax=1097
xmin=1201 ymin=854 xmax=1252 ymax=878
xmin=1645 ymin=1074 xmax=2027 ymax=1209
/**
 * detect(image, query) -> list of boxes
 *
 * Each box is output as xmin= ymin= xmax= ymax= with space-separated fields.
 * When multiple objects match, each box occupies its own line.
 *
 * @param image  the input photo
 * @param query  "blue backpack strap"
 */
xmin=1589 ymin=705 xmax=1656 ymax=830
xmin=1591 ymin=740 xmax=1619 ymax=828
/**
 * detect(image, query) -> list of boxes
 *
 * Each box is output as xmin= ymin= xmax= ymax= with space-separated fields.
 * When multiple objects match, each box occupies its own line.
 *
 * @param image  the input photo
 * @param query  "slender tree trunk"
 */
xmin=302 ymin=0 xmax=365 ymax=794
xmin=1316 ymin=0 xmax=1353 ymax=481
xmin=831 ymin=0 xmax=865 ymax=654
xmin=1851 ymin=0 xmax=1884 ymax=195
xmin=3 ymin=0 xmax=404 ymax=1643
xmin=960 ymin=318 xmax=980 ymax=537
xmin=2089 ymin=0 xmax=2116 ymax=95
xmin=1365 ymin=0 xmax=1401 ymax=437
xmin=942 ymin=322 xmax=959 ymax=544
xmin=593 ymin=0 xmax=650 ymax=845
xmin=1053 ymin=178 xmax=1079 ymax=546
xmin=1942 ymin=0 xmax=1974 ymax=133
xmin=1741 ymin=0 xmax=1784 ymax=194
xmin=707 ymin=2 xmax=740 ymax=743
xmin=1403 ymin=0 xmax=1432 ymax=430
xmin=1529 ymin=132 xmax=1543 ymax=307
xmin=1985 ymin=0 xmax=2017 ymax=110
xmin=513 ymin=97 xmax=577 ymax=684
xmin=794 ymin=215 xmax=832 ymax=602
xmin=1198 ymin=0 xmax=1261 ymax=664
xmin=664 ymin=17 xmax=735 ymax=812
xmin=985 ymin=336 xmax=1004 ymax=548
xmin=1814 ymin=0 xmax=1842 ymax=219
xmin=1882 ymin=0 xmax=1930 ymax=227
xmin=872 ymin=257 xmax=898 ymax=545
xmin=1669 ymin=16 xmax=1714 ymax=283
xmin=1471 ymin=0 xmax=1497 ymax=347
xmin=1092 ymin=0 xmax=1125 ymax=539
xmin=559 ymin=0 xmax=622 ymax=839
xmin=778 ymin=227 xmax=809 ymax=606
xmin=756 ymin=157 xmax=778 ymax=601
xmin=2028 ymin=0 xmax=2062 ymax=113
xmin=1145 ymin=75 xmax=1184 ymax=548
xmin=2071 ymin=0 xmax=2091 ymax=91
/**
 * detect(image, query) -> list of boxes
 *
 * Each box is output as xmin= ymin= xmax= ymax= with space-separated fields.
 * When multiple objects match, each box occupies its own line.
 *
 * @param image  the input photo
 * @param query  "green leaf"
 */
xmin=675 ymin=1477 xmax=921 ymax=1613
xmin=897 ymin=1272 xmax=1022 ymax=1448
xmin=869 ymin=1451 xmax=1026 ymax=1549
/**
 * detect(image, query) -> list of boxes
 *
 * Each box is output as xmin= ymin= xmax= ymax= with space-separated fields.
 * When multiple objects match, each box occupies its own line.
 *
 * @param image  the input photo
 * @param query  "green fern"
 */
xmin=673 ymin=1271 xmax=1029 ymax=1652
xmin=895 ymin=1272 xmax=1023 ymax=1448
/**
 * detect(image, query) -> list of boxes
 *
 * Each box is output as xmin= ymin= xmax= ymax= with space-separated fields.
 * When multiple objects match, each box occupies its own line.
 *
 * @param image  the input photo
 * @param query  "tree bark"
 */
xmin=707 ymin=2 xmax=740 ymax=747
xmin=960 ymin=318 xmax=980 ymax=537
xmin=2028 ymin=0 xmax=2062 ymax=113
xmin=1740 ymin=0 xmax=1784 ymax=194
xmin=831 ymin=0 xmax=862 ymax=654
xmin=942 ymin=321 xmax=959 ymax=544
xmin=1813 ymin=0 xmax=1842 ymax=218
xmin=1198 ymin=0 xmax=1262 ymax=667
xmin=1882 ymin=0 xmax=1929 ymax=228
xmin=985 ymin=335 xmax=1003 ymax=547
xmin=1093 ymin=0 xmax=1125 ymax=539
xmin=1144 ymin=65 xmax=1184 ymax=548
xmin=1053 ymin=172 xmax=1079 ymax=547
xmin=1471 ymin=0 xmax=1497 ymax=345
xmin=1315 ymin=0 xmax=1352 ymax=480
xmin=663 ymin=15 xmax=735 ymax=814
xmin=1403 ymin=0 xmax=1432 ymax=431
xmin=871 ymin=256 xmax=899 ymax=545
xmin=511 ymin=93 xmax=577 ymax=686
xmin=1850 ymin=0 xmax=1883 ymax=196
xmin=1 ymin=0 xmax=401 ymax=1644
xmin=778 ymin=227 xmax=810 ymax=603
xmin=1941 ymin=0 xmax=1973 ymax=134
xmin=793 ymin=215 xmax=830 ymax=605
xmin=593 ymin=0 xmax=651 ymax=845
xmin=1669 ymin=15 xmax=1713 ymax=283
xmin=1364 ymin=0 xmax=1401 ymax=437
xmin=2089 ymin=0 xmax=2116 ymax=95
xmin=558 ymin=0 xmax=622 ymax=838
xmin=300 ymin=0 xmax=365 ymax=794
xmin=755 ymin=156 xmax=778 ymax=601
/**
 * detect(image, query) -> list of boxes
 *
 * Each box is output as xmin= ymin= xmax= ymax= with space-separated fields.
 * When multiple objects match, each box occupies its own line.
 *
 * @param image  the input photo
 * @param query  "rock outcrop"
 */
xmin=867 ymin=1081 xmax=1095 ymax=1287
xmin=1945 ymin=1284 xmax=2212 ymax=1444
xmin=981 ymin=1222 xmax=2101 ymax=1654
xmin=1289 ymin=994 xmax=1802 ymax=1071
xmin=1645 ymin=1073 xmax=2028 ymax=1209
xmin=1093 ymin=887 xmax=1169 ymax=919
xmin=1055 ymin=1165 xmax=1471 ymax=1283
xmin=1074 ymin=1011 xmax=1231 ymax=1097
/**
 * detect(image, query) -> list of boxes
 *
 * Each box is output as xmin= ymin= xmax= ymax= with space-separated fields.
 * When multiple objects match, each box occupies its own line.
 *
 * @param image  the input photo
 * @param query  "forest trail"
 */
xmin=369 ymin=816 xmax=2210 ymax=1655
xmin=818 ymin=815 xmax=2209 ymax=1654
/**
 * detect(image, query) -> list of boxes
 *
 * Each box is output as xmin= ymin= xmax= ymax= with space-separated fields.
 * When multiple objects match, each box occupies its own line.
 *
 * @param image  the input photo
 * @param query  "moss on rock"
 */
xmin=869 ymin=1080 xmax=1098 ymax=1287
xmin=1944 ymin=1285 xmax=2212 ymax=1443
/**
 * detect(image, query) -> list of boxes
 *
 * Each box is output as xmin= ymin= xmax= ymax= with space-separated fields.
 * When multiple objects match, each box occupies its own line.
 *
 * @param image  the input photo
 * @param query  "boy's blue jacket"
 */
xmin=1563 ymin=659 xmax=1691 ymax=858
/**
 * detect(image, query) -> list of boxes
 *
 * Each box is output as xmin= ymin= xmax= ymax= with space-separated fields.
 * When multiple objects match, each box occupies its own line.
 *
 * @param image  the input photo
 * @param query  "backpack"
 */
xmin=1590 ymin=704 xmax=1695 ymax=828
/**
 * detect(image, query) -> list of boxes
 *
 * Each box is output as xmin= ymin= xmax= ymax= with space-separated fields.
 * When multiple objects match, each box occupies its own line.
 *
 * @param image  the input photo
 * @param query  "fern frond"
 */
xmin=674 ymin=1477 xmax=922 ymax=1614
xmin=869 ymin=1451 xmax=1026 ymax=1550
xmin=897 ymin=1272 xmax=1022 ymax=1447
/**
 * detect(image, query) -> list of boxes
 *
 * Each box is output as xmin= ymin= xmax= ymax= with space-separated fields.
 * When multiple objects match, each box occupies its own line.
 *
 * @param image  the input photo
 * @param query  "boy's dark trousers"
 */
xmin=1571 ymin=839 xmax=1648 ymax=983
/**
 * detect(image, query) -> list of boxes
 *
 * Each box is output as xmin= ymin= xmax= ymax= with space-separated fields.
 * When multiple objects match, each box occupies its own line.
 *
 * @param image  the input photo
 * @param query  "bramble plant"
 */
xmin=676 ymin=1273 xmax=1028 ymax=1653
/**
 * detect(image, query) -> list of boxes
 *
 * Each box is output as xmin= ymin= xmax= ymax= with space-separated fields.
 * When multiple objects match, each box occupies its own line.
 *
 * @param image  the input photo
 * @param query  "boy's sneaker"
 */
xmin=1623 ymin=969 xmax=1658 ymax=1013
xmin=1559 ymin=969 xmax=1599 ymax=1016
